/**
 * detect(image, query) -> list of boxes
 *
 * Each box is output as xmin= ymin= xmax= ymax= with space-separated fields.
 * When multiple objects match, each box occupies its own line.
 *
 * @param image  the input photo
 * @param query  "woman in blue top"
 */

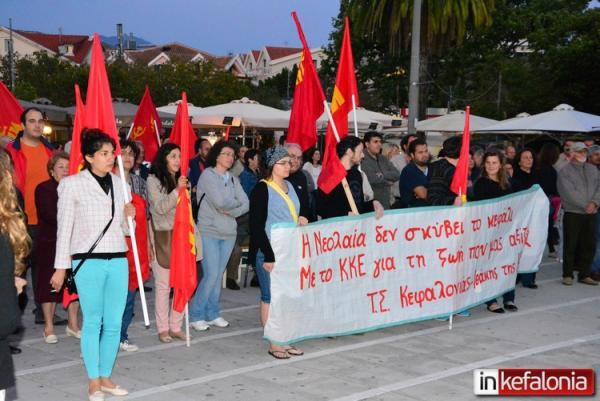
xmin=249 ymin=146 xmax=308 ymax=359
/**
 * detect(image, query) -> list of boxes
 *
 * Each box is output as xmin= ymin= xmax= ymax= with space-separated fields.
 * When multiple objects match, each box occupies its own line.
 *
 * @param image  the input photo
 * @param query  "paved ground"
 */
xmin=7 ymin=255 xmax=600 ymax=401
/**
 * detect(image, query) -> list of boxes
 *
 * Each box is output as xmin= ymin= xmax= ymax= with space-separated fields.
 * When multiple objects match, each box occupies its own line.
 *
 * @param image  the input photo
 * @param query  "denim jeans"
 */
xmin=254 ymin=250 xmax=271 ymax=303
xmin=592 ymin=214 xmax=600 ymax=272
xmin=189 ymin=236 xmax=235 ymax=322
xmin=485 ymin=289 xmax=515 ymax=307
xmin=120 ymin=289 xmax=137 ymax=342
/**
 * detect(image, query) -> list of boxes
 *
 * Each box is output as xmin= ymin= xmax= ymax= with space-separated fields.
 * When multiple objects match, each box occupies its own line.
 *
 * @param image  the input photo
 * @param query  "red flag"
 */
xmin=169 ymin=101 xmax=196 ymax=164
xmin=126 ymin=193 xmax=150 ymax=291
xmin=84 ymin=33 xmax=121 ymax=154
xmin=0 ymin=80 xmax=24 ymax=139
xmin=287 ymin=11 xmax=326 ymax=151
xmin=169 ymin=92 xmax=197 ymax=313
xmin=129 ymin=85 xmax=161 ymax=163
xmin=450 ymin=106 xmax=471 ymax=202
xmin=318 ymin=17 xmax=359 ymax=194
xmin=68 ymin=84 xmax=86 ymax=175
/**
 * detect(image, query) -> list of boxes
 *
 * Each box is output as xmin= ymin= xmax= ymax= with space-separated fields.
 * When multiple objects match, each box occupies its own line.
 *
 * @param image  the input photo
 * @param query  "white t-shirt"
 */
xmin=303 ymin=162 xmax=322 ymax=187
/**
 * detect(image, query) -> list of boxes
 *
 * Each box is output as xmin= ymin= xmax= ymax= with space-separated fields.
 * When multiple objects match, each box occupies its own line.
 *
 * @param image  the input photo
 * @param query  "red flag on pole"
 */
xmin=169 ymin=92 xmax=197 ymax=313
xmin=0 ymin=80 xmax=24 ymax=140
xmin=450 ymin=106 xmax=471 ymax=202
xmin=84 ymin=33 xmax=121 ymax=154
xmin=169 ymin=101 xmax=196 ymax=163
xmin=318 ymin=17 xmax=359 ymax=194
xmin=129 ymin=85 xmax=161 ymax=163
xmin=68 ymin=84 xmax=86 ymax=175
xmin=287 ymin=11 xmax=326 ymax=151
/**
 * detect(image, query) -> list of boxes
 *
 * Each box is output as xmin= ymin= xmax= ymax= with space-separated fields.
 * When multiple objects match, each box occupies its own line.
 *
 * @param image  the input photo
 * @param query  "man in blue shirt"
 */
xmin=399 ymin=138 xmax=429 ymax=208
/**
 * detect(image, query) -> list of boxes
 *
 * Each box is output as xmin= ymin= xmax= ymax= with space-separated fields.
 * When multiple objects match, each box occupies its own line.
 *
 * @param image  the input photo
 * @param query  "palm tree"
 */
xmin=348 ymin=0 xmax=496 ymax=54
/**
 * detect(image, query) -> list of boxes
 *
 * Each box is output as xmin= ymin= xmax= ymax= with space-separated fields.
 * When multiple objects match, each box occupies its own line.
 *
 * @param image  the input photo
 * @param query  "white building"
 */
xmin=245 ymin=46 xmax=326 ymax=83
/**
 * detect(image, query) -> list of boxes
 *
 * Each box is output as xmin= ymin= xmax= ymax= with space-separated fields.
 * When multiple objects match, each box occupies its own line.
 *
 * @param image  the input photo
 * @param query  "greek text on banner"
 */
xmin=265 ymin=186 xmax=549 ymax=345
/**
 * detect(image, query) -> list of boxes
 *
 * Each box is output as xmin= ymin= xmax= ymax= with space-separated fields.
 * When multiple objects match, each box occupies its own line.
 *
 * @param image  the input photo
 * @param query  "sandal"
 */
xmin=158 ymin=332 xmax=172 ymax=343
xmin=284 ymin=346 xmax=304 ymax=356
xmin=487 ymin=304 xmax=505 ymax=314
xmin=268 ymin=349 xmax=290 ymax=359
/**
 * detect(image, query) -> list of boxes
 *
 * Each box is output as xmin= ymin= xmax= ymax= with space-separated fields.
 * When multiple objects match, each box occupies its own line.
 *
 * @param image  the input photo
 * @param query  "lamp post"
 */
xmin=407 ymin=0 xmax=422 ymax=135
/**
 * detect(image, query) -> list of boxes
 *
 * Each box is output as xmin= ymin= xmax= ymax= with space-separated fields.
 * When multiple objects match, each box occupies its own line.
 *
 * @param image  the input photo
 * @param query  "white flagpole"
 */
xmin=116 ymin=155 xmax=150 ymax=327
xmin=125 ymin=124 xmax=134 ymax=140
xmin=153 ymin=119 xmax=161 ymax=148
xmin=351 ymin=94 xmax=359 ymax=137
xmin=185 ymin=303 xmax=191 ymax=348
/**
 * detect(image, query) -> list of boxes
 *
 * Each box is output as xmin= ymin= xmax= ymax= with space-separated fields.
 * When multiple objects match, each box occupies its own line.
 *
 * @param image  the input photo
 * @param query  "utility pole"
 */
xmin=496 ymin=70 xmax=502 ymax=114
xmin=9 ymin=18 xmax=16 ymax=91
xmin=407 ymin=0 xmax=422 ymax=135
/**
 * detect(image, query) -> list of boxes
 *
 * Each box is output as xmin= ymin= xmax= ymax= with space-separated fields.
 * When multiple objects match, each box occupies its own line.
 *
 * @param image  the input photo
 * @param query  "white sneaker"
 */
xmin=207 ymin=317 xmax=229 ymax=328
xmin=190 ymin=320 xmax=210 ymax=331
xmin=119 ymin=340 xmax=139 ymax=352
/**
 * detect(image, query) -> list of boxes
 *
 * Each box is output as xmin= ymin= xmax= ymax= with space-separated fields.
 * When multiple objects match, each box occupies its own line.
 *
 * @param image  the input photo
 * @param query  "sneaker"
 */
xmin=578 ymin=277 xmax=599 ymax=286
xmin=562 ymin=277 xmax=573 ymax=286
xmin=456 ymin=310 xmax=471 ymax=317
xmin=207 ymin=317 xmax=229 ymax=328
xmin=190 ymin=320 xmax=210 ymax=331
xmin=119 ymin=340 xmax=139 ymax=352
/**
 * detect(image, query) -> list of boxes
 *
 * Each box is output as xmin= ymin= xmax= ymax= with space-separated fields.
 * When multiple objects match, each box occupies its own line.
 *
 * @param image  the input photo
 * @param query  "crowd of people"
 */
xmin=1 ymin=106 xmax=599 ymax=401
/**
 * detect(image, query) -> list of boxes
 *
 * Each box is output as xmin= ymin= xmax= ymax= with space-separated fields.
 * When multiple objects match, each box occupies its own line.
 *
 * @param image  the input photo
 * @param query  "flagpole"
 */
xmin=185 ymin=303 xmax=191 ymax=348
xmin=116 ymin=155 xmax=150 ymax=327
xmin=153 ymin=119 xmax=162 ymax=148
xmin=125 ymin=124 xmax=134 ymax=140
xmin=351 ymin=95 xmax=359 ymax=137
xmin=323 ymin=100 xmax=359 ymax=215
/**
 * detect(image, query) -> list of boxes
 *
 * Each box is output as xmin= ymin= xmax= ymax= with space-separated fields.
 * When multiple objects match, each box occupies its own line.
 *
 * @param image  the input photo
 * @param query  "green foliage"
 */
xmin=1 ymin=53 xmax=251 ymax=107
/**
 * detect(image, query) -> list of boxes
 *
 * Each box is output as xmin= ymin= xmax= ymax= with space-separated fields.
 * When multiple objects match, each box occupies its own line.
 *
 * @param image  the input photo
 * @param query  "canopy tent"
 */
xmin=313 ymin=106 xmax=402 ymax=133
xmin=157 ymin=100 xmax=204 ymax=117
xmin=19 ymin=99 xmax=70 ymax=123
xmin=190 ymin=97 xmax=290 ymax=129
xmin=475 ymin=104 xmax=600 ymax=133
xmin=415 ymin=110 xmax=498 ymax=132
xmin=67 ymin=99 xmax=176 ymax=127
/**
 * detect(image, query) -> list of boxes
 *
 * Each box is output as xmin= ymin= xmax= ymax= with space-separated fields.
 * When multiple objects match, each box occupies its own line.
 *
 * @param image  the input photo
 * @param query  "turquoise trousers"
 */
xmin=73 ymin=258 xmax=128 ymax=379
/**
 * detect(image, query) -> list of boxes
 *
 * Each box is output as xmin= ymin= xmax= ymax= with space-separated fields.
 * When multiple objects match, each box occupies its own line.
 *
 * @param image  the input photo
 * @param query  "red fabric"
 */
xmin=169 ymin=94 xmax=195 ymax=170
xmin=450 ymin=106 xmax=471 ymax=200
xmin=169 ymin=92 xmax=197 ymax=313
xmin=286 ymin=12 xmax=326 ymax=152
xmin=84 ymin=33 xmax=121 ymax=155
xmin=130 ymin=86 xmax=161 ymax=163
xmin=318 ymin=18 xmax=358 ymax=194
xmin=0 ymin=80 xmax=23 ymax=140
xmin=68 ymin=84 xmax=86 ymax=175
xmin=126 ymin=193 xmax=150 ymax=290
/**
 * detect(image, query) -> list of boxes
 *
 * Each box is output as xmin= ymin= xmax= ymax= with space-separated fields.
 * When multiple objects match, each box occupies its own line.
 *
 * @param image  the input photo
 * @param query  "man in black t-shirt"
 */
xmin=317 ymin=136 xmax=384 ymax=219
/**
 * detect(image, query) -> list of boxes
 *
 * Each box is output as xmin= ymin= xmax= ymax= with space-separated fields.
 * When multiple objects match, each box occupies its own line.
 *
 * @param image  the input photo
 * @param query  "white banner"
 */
xmin=265 ymin=186 xmax=549 ymax=344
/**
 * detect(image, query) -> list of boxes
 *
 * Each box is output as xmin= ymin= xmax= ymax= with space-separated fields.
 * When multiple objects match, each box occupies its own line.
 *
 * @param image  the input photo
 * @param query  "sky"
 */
xmin=1 ymin=0 xmax=341 ymax=55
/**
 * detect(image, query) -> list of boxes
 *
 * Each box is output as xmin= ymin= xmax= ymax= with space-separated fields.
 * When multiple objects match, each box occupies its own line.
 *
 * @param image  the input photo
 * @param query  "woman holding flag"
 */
xmin=50 ymin=130 xmax=135 ymax=400
xmin=249 ymin=146 xmax=308 ymax=359
xmin=147 ymin=143 xmax=189 ymax=344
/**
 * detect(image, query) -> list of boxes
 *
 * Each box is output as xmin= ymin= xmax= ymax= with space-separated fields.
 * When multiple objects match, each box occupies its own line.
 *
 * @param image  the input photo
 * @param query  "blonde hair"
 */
xmin=382 ymin=143 xmax=399 ymax=159
xmin=0 ymin=149 xmax=31 ymax=275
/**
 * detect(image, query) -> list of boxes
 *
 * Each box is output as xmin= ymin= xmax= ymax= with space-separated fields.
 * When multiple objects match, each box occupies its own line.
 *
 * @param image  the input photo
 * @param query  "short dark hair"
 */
xmin=514 ymin=148 xmax=535 ymax=169
xmin=337 ymin=135 xmax=363 ymax=159
xmin=20 ymin=107 xmax=44 ymax=124
xmin=363 ymin=131 xmax=382 ymax=144
xmin=120 ymin=139 xmax=140 ymax=160
xmin=205 ymin=140 xmax=238 ymax=168
xmin=244 ymin=149 xmax=259 ymax=165
xmin=194 ymin=138 xmax=209 ymax=154
xmin=401 ymin=134 xmax=418 ymax=151
xmin=408 ymin=138 xmax=427 ymax=156
xmin=81 ymin=129 xmax=116 ymax=169
xmin=441 ymin=136 xmax=462 ymax=159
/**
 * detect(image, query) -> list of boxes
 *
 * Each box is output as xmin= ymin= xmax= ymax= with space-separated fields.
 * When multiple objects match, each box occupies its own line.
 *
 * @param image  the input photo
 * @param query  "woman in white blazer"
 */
xmin=50 ymin=130 xmax=135 ymax=401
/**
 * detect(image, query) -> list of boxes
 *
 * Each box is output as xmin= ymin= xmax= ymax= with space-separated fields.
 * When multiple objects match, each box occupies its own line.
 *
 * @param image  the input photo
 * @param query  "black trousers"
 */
xmin=19 ymin=225 xmax=39 ymax=313
xmin=562 ymin=212 xmax=597 ymax=279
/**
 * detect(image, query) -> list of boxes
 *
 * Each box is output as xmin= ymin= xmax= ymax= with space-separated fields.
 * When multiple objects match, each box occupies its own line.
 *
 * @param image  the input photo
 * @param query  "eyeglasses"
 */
xmin=288 ymin=155 xmax=301 ymax=160
xmin=275 ymin=160 xmax=292 ymax=166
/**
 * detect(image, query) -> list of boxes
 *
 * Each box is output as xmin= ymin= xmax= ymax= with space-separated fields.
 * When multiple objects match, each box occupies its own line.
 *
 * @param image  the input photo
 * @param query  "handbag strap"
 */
xmin=70 ymin=180 xmax=116 ymax=278
xmin=261 ymin=179 xmax=298 ymax=223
